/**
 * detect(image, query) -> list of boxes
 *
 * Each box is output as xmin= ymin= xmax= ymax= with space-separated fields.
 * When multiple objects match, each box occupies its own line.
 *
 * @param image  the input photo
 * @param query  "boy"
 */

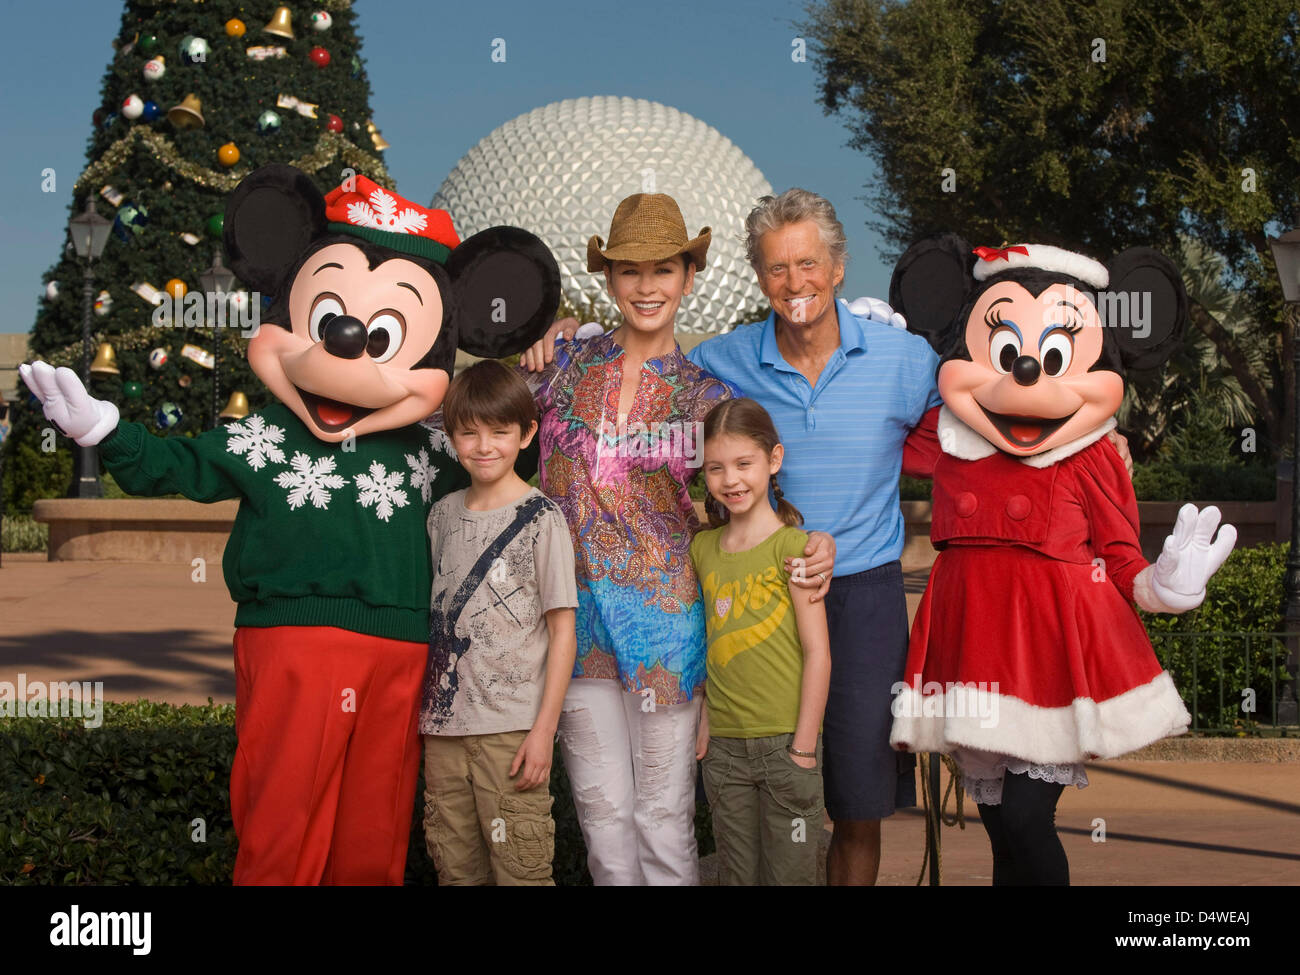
xmin=420 ymin=360 xmax=578 ymax=885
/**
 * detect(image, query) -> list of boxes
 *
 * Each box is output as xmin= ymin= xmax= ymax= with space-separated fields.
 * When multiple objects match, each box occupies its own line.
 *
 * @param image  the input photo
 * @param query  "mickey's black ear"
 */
xmin=889 ymin=234 xmax=974 ymax=354
xmin=223 ymin=164 xmax=328 ymax=295
xmin=1103 ymin=248 xmax=1187 ymax=371
xmin=448 ymin=227 xmax=561 ymax=358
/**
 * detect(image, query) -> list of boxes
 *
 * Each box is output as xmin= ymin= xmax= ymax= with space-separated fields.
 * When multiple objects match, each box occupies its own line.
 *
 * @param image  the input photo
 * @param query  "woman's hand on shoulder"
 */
xmin=519 ymin=317 xmax=581 ymax=372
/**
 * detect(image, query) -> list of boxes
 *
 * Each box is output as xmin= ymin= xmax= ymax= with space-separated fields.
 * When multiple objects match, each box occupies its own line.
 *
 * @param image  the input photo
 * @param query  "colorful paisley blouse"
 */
xmin=527 ymin=332 xmax=738 ymax=705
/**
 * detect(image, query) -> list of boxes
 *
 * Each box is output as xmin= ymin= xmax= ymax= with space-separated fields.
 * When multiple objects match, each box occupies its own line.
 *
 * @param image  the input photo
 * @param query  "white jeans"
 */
xmin=557 ymin=678 xmax=701 ymax=885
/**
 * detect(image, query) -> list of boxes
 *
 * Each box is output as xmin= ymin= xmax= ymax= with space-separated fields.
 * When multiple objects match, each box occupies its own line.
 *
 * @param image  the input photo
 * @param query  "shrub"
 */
xmin=2 ymin=514 xmax=48 ymax=552
xmin=1142 ymin=543 xmax=1293 ymax=730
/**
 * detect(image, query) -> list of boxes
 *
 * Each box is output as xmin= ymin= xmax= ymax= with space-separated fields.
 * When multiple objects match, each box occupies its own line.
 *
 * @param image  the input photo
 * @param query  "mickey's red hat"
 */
xmin=323 ymin=174 xmax=459 ymax=264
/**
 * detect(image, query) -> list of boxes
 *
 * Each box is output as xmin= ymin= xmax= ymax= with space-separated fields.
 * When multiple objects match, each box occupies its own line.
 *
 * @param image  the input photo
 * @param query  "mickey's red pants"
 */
xmin=230 ymin=625 xmax=427 ymax=885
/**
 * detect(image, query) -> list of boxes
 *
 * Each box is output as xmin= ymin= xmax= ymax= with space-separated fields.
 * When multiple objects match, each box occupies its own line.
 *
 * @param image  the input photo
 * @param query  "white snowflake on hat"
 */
xmin=275 ymin=452 xmax=347 ymax=509
xmin=226 ymin=414 xmax=287 ymax=470
xmin=346 ymin=185 xmax=429 ymax=235
xmin=355 ymin=461 xmax=409 ymax=521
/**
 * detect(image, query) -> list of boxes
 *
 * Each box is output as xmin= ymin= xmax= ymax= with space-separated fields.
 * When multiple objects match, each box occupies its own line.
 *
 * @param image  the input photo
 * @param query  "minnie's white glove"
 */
xmin=1135 ymin=503 xmax=1237 ymax=614
xmin=18 ymin=361 xmax=120 ymax=447
xmin=847 ymin=296 xmax=907 ymax=330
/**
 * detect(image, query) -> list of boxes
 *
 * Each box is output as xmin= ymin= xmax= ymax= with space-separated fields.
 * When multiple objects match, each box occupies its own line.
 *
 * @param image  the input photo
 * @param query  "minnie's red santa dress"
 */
xmin=891 ymin=405 xmax=1192 ymax=801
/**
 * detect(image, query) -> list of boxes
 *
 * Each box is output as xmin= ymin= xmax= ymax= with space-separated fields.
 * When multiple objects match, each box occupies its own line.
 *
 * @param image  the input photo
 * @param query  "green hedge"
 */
xmin=2 ymin=514 xmax=48 ymax=552
xmin=1 ymin=700 xmax=713 ymax=885
xmin=1142 ymin=543 xmax=1292 ymax=730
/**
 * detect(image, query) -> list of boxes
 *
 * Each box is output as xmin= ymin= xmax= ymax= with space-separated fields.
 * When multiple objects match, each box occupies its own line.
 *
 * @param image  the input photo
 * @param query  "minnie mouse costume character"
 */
xmin=888 ymin=236 xmax=1236 ymax=885
xmin=21 ymin=165 xmax=559 ymax=884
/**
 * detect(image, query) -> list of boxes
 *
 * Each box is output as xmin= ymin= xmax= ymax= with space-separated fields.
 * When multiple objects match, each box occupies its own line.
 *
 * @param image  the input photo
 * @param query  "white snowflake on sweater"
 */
xmin=225 ymin=414 xmax=287 ymax=470
xmin=427 ymin=426 xmax=458 ymax=461
xmin=346 ymin=186 xmax=428 ymax=235
xmin=355 ymin=461 xmax=409 ymax=521
xmin=274 ymin=452 xmax=346 ymax=509
xmin=405 ymin=447 xmax=439 ymax=503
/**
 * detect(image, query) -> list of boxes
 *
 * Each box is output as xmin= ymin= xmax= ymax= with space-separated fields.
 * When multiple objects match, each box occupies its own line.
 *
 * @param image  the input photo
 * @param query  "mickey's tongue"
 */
xmin=1009 ymin=422 xmax=1042 ymax=445
xmin=315 ymin=398 xmax=354 ymax=427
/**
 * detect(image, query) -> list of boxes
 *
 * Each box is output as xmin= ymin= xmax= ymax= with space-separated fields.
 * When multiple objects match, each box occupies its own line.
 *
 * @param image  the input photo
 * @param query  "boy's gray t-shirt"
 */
xmin=419 ymin=486 xmax=577 ymax=737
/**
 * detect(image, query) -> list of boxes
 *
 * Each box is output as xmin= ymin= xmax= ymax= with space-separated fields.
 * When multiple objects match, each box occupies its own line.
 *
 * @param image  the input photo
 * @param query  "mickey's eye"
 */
xmin=309 ymin=294 xmax=345 ymax=342
xmin=989 ymin=328 xmax=1021 ymax=374
xmin=365 ymin=311 xmax=404 ymax=363
xmin=1040 ymin=331 xmax=1074 ymax=377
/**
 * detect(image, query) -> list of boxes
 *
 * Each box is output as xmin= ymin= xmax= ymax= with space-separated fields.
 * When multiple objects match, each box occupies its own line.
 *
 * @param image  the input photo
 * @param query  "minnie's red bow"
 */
xmin=972 ymin=245 xmax=1030 ymax=263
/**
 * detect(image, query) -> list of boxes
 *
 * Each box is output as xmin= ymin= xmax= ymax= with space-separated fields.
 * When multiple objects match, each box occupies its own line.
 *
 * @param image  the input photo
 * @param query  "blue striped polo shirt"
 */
xmin=687 ymin=299 xmax=942 ymax=575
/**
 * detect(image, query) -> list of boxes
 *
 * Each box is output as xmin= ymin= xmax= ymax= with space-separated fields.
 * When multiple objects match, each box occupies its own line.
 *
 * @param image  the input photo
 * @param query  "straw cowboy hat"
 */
xmin=587 ymin=193 xmax=711 ymax=272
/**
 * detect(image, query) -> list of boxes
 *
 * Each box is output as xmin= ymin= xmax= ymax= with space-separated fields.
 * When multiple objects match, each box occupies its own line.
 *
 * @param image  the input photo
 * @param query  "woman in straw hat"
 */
xmin=521 ymin=193 xmax=835 ymax=884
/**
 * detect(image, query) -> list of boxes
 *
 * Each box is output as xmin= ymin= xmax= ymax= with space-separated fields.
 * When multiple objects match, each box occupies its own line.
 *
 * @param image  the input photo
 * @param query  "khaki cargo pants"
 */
xmin=701 ymin=733 xmax=824 ymax=886
xmin=422 ymin=730 xmax=555 ymax=886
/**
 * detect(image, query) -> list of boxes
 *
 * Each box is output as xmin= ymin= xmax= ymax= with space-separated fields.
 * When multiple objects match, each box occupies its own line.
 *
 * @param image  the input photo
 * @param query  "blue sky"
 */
xmin=0 ymin=0 xmax=892 ymax=334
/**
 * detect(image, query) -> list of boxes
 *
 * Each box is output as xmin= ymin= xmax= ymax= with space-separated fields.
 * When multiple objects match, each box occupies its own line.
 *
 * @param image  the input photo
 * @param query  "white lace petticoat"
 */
xmin=952 ymin=747 xmax=1089 ymax=806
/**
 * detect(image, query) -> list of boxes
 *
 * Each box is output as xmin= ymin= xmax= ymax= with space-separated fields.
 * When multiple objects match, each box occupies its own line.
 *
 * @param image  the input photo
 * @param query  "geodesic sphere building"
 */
xmin=432 ymin=96 xmax=774 ymax=333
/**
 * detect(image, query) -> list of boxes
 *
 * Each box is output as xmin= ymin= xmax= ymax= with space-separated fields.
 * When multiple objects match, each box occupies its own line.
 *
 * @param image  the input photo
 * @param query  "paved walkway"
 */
xmin=2 ymin=553 xmax=1297 ymax=884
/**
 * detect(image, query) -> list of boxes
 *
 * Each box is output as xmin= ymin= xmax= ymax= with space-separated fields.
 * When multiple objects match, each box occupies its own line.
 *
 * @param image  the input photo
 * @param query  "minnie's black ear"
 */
xmin=223 ymin=164 xmax=328 ymax=295
xmin=889 ymin=234 xmax=974 ymax=354
xmin=448 ymin=227 xmax=561 ymax=358
xmin=1103 ymin=247 xmax=1187 ymax=371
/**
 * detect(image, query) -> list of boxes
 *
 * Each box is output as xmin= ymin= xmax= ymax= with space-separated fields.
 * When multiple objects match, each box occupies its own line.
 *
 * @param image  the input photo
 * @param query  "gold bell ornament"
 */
xmin=264 ymin=6 xmax=295 ymax=39
xmin=219 ymin=391 xmax=250 ymax=421
xmin=366 ymin=119 xmax=390 ymax=151
xmin=168 ymin=93 xmax=205 ymax=130
xmin=90 ymin=342 xmax=120 ymax=376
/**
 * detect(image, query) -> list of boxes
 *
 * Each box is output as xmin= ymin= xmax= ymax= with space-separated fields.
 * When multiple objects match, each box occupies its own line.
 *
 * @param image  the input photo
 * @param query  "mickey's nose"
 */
xmin=322 ymin=315 xmax=368 ymax=359
xmin=1012 ymin=355 xmax=1041 ymax=386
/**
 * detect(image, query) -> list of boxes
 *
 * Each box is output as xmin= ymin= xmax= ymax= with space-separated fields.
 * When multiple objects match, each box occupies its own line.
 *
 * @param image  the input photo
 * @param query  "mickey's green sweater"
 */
xmin=98 ymin=403 xmax=466 ymax=642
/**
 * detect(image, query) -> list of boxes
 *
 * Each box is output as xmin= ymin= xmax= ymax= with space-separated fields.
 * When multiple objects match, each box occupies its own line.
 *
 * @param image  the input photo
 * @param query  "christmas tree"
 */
xmin=6 ymin=0 xmax=392 ymax=508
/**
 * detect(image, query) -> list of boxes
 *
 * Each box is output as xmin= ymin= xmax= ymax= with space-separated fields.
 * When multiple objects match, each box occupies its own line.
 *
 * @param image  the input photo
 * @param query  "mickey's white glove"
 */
xmin=18 ymin=361 xmax=120 ymax=447
xmin=1135 ymin=503 xmax=1237 ymax=614
xmin=573 ymin=322 xmax=605 ymax=340
xmin=847 ymin=296 xmax=907 ymax=330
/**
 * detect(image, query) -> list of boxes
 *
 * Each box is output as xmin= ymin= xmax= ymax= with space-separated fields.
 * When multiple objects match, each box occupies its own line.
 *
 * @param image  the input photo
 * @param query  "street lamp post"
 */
xmin=198 ymin=250 xmax=235 ymax=429
xmin=67 ymin=197 xmax=112 ymax=498
xmin=1268 ymin=229 xmax=1300 ymax=726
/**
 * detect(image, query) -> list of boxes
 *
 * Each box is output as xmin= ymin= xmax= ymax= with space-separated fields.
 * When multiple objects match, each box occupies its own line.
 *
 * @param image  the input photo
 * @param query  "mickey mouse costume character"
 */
xmin=888 ymin=236 xmax=1236 ymax=885
xmin=21 ymin=165 xmax=559 ymax=885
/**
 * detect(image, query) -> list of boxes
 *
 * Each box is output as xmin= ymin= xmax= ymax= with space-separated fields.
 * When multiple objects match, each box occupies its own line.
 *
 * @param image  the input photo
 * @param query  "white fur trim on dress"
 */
xmin=889 ymin=670 xmax=1191 ymax=764
xmin=972 ymin=244 xmax=1109 ymax=289
xmin=937 ymin=404 xmax=1116 ymax=467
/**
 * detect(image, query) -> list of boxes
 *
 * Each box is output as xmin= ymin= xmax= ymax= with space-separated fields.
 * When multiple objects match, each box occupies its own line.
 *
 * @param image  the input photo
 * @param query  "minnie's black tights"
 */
xmin=975 ymin=771 xmax=1069 ymax=885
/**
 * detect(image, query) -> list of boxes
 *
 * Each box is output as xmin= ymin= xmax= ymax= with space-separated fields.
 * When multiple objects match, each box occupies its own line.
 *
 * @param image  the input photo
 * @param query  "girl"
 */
xmin=690 ymin=397 xmax=832 ymax=885
xmin=522 ymin=194 xmax=837 ymax=885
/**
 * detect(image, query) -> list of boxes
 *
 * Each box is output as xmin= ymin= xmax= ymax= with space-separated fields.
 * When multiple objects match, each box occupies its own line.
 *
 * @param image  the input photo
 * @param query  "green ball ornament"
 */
xmin=155 ymin=401 xmax=183 ymax=430
xmin=206 ymin=213 xmax=224 ymax=237
xmin=124 ymin=381 xmax=144 ymax=399
xmin=256 ymin=110 xmax=282 ymax=136
xmin=139 ymin=34 xmax=159 ymax=55
xmin=180 ymin=35 xmax=210 ymax=66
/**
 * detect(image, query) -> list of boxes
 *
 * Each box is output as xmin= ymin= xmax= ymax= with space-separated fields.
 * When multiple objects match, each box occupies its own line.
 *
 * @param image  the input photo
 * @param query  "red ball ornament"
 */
xmin=309 ymin=46 xmax=330 ymax=67
xmin=327 ymin=114 xmax=343 ymax=133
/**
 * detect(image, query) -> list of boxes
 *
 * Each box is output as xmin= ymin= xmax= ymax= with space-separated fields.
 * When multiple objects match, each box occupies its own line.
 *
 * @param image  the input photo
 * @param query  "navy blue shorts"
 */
xmin=821 ymin=560 xmax=916 ymax=821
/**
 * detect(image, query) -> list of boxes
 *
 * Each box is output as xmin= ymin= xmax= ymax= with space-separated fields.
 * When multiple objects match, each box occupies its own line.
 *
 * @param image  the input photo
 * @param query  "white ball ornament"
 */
xmin=143 ymin=56 xmax=166 ymax=82
xmin=45 ymin=280 xmax=60 ymax=300
xmin=311 ymin=10 xmax=333 ymax=31
xmin=149 ymin=347 xmax=169 ymax=370
xmin=121 ymin=94 xmax=144 ymax=119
